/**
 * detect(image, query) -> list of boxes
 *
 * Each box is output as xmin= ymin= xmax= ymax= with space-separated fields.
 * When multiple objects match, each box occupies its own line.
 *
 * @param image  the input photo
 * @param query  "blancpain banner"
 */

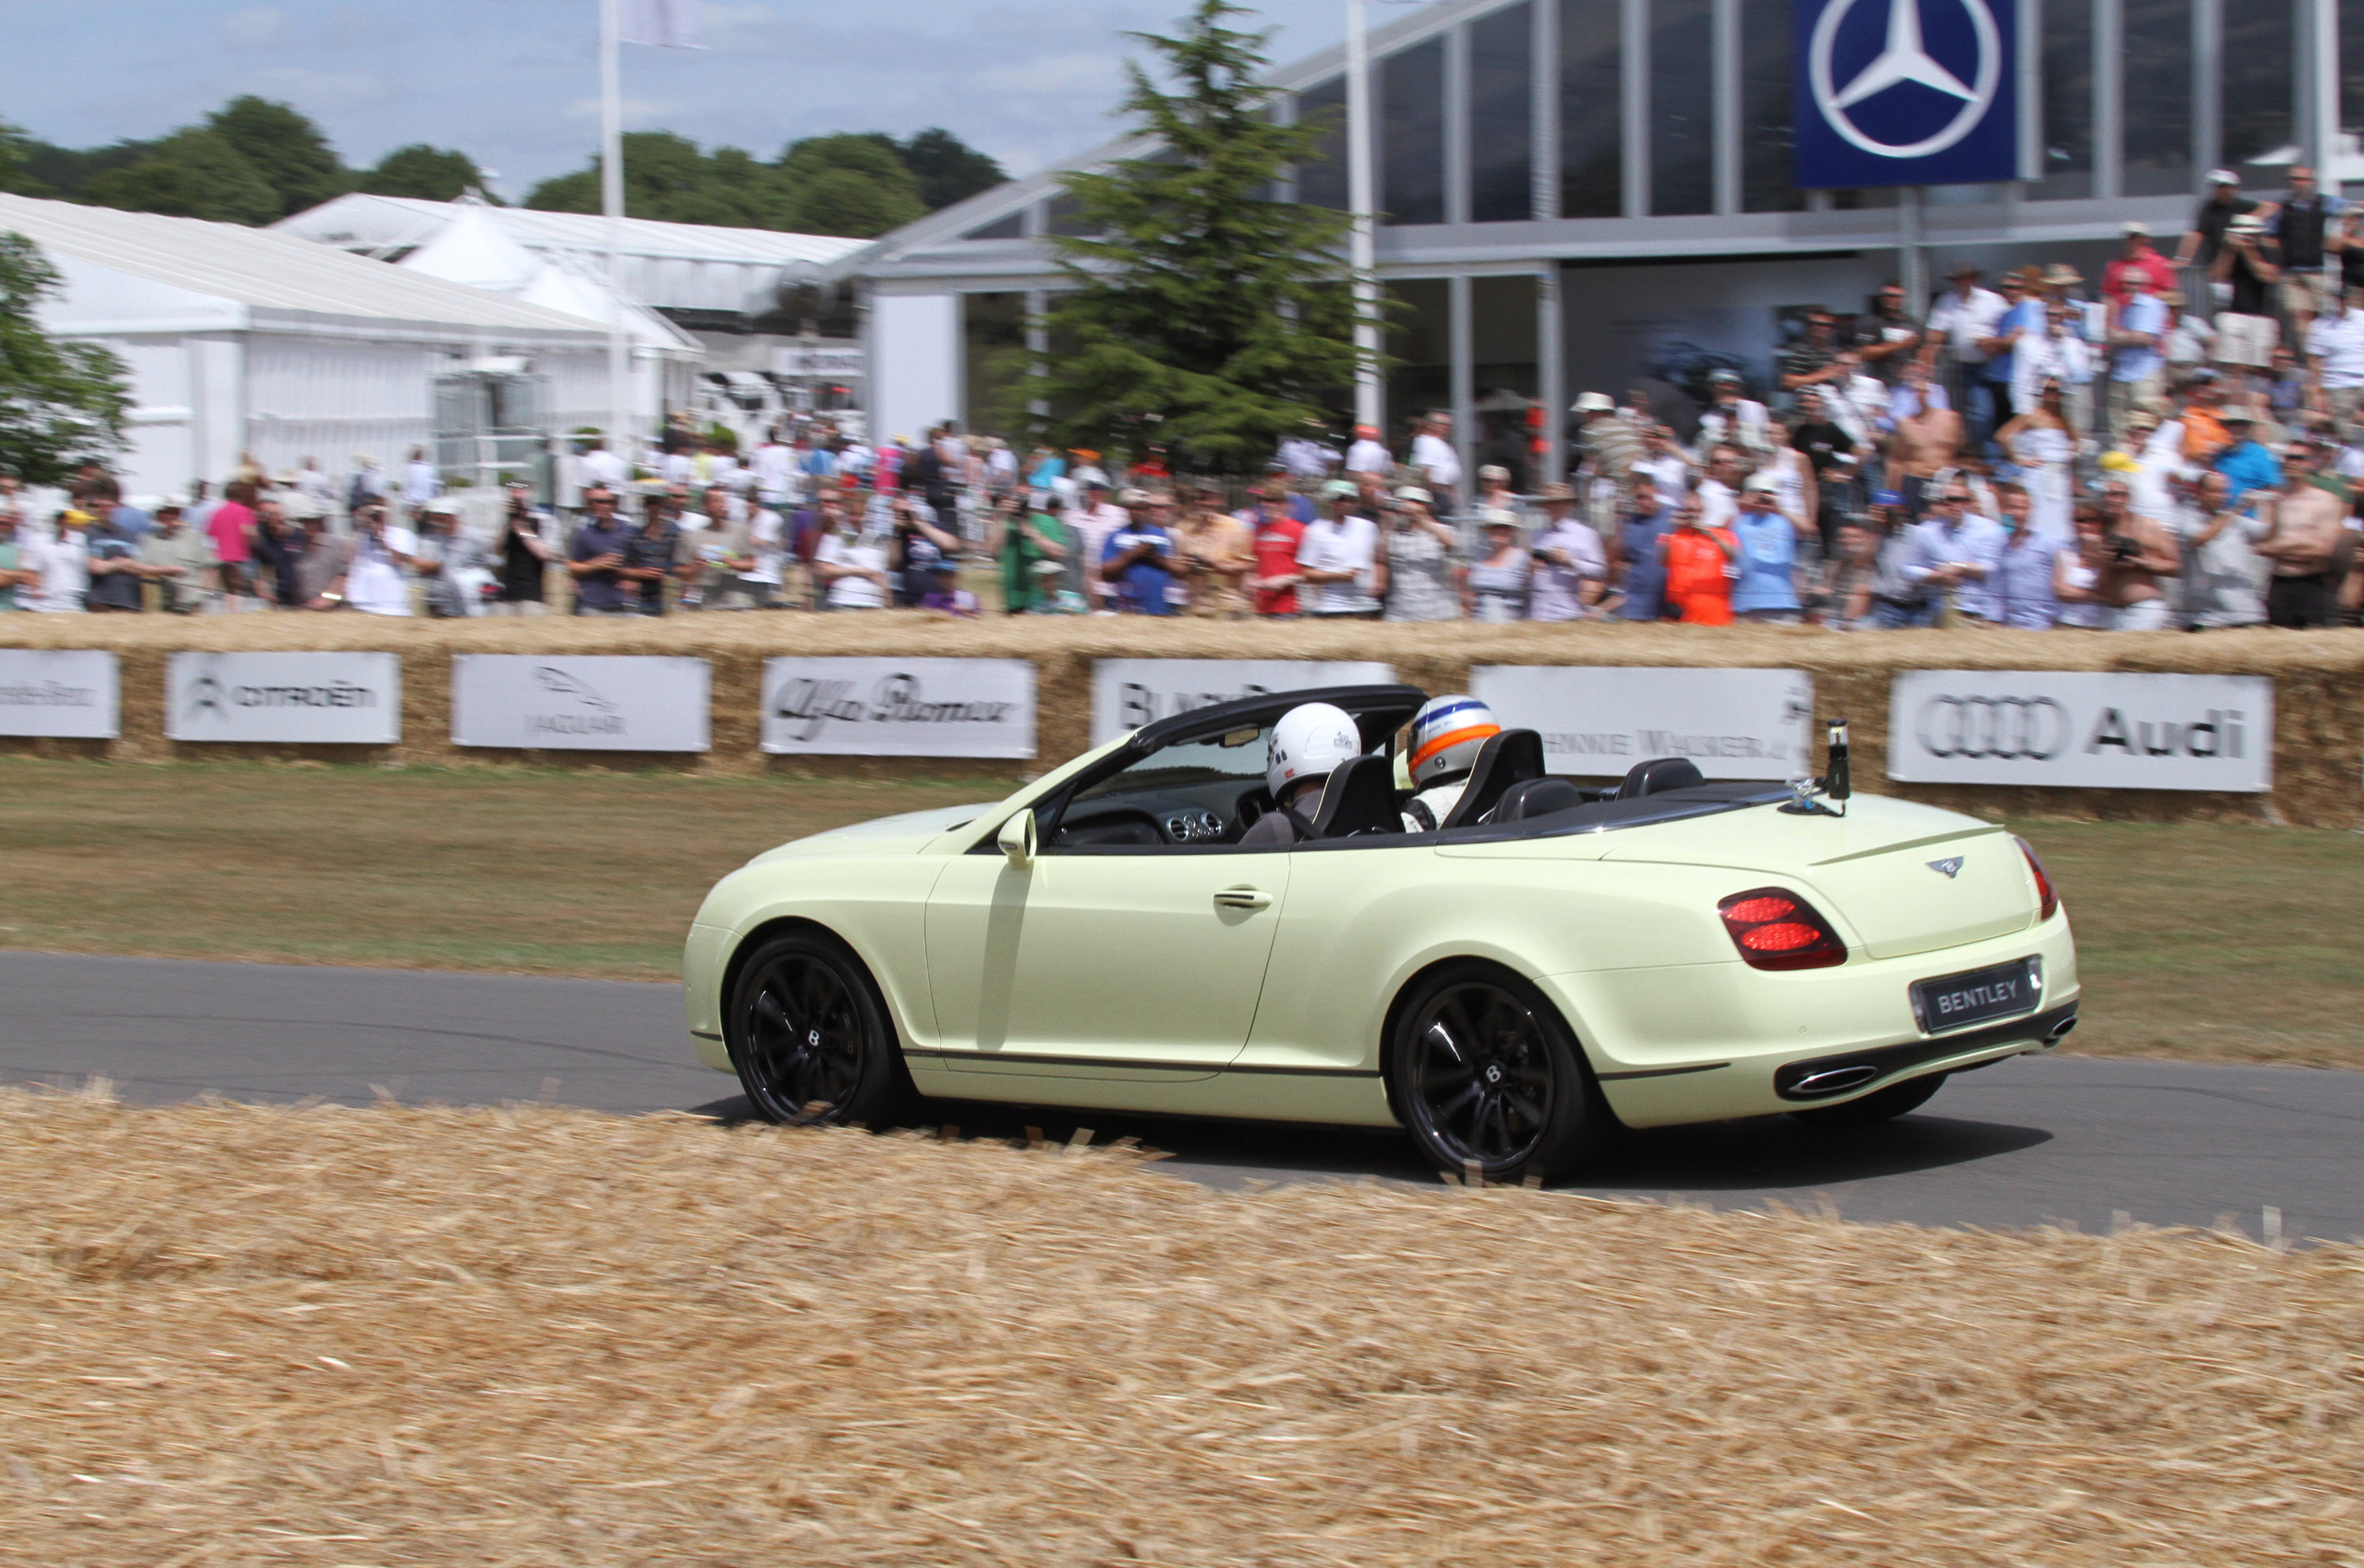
xmin=0 ymin=649 xmax=119 ymax=738
xmin=762 ymin=658 xmax=1036 ymax=757
xmin=165 ymin=652 xmax=400 ymax=744
xmin=451 ymin=656 xmax=710 ymax=752
xmin=1888 ymin=671 xmax=2273 ymax=791
xmin=1470 ymin=666 xmax=1816 ymax=779
xmin=1090 ymin=660 xmax=1396 ymax=744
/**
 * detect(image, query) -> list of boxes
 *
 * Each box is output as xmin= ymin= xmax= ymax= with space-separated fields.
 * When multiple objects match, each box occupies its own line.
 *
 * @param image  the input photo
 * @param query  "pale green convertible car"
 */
xmin=685 ymin=684 xmax=2078 ymax=1183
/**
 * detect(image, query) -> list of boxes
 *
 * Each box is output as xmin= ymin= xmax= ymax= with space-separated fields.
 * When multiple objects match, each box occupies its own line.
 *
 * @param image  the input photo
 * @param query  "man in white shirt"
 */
xmin=1526 ymin=483 xmax=1607 ymax=621
xmin=1903 ymin=481 xmax=2007 ymax=623
xmin=1276 ymin=429 xmax=1336 ymax=481
xmin=1409 ymin=411 xmax=1463 ymax=512
xmin=341 ymin=506 xmax=421 ymax=615
xmin=2306 ymin=286 xmax=2364 ymax=425
xmin=400 ymin=446 xmax=439 ymax=513
xmin=1693 ymin=371 xmax=1770 ymax=457
xmin=1344 ymin=424 xmax=1392 ymax=475
xmin=1063 ymin=481 xmax=1128 ymax=611
xmin=21 ymin=509 xmax=91 ymax=611
xmin=1925 ymin=262 xmax=2009 ymax=447
xmin=580 ymin=438 xmax=629 ymax=492
xmin=1631 ymin=425 xmax=1693 ymax=505
xmin=749 ymin=431 xmax=797 ymax=508
xmin=1295 ymin=481 xmax=1380 ymax=615
xmin=1692 ymin=444 xmax=1745 ymax=531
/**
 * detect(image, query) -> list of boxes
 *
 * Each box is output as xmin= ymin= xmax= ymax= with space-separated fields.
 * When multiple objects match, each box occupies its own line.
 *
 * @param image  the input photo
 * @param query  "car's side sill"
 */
xmin=905 ymin=1049 xmax=1381 ymax=1079
xmin=1596 ymin=1061 xmax=1732 ymax=1082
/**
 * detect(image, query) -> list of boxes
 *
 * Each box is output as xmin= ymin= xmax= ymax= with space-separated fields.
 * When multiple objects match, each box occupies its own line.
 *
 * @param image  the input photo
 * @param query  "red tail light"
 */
xmin=2014 ymin=837 xmax=2059 ymax=922
xmin=1717 ymin=888 xmax=1848 ymax=970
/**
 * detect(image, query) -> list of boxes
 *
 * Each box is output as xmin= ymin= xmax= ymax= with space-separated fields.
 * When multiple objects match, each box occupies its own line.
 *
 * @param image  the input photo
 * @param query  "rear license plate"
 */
xmin=1911 ymin=958 xmax=2040 ymax=1035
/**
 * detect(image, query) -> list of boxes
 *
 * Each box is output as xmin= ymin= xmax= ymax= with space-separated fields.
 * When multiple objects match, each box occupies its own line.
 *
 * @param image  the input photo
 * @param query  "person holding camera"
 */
xmin=493 ymin=485 xmax=556 ymax=615
xmin=2088 ymin=478 xmax=2181 ymax=630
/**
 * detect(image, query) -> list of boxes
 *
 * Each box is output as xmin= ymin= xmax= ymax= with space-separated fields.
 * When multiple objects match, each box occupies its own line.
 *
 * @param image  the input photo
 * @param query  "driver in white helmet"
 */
xmin=1240 ymin=702 xmax=1364 ymax=848
xmin=1400 ymin=694 xmax=1501 ymax=831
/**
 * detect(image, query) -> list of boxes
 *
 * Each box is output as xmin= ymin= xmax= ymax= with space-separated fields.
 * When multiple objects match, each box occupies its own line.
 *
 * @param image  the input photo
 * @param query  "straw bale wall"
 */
xmin=4 ymin=615 xmax=2362 ymax=825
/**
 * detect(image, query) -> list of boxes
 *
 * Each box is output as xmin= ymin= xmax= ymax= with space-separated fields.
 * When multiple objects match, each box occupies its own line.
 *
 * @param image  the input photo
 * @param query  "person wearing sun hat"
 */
xmin=2212 ymin=211 xmax=2283 ymax=370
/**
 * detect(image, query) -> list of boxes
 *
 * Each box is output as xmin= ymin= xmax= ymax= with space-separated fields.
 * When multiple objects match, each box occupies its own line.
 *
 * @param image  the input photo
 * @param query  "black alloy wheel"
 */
xmin=728 ymin=931 xmax=911 ymax=1128
xmin=1789 ymin=1071 xmax=1948 ymax=1127
xmin=1388 ymin=964 xmax=1611 ymax=1184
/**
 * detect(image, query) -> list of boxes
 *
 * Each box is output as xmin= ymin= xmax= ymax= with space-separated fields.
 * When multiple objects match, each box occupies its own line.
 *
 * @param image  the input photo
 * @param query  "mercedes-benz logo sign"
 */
xmin=1916 ymin=696 xmax=2070 ymax=760
xmin=1810 ymin=0 xmax=2001 ymax=160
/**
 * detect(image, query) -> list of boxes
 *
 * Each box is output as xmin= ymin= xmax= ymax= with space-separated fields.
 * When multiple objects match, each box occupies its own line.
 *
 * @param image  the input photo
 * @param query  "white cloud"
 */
xmin=253 ymin=66 xmax=396 ymax=106
xmin=217 ymin=6 xmax=289 ymax=48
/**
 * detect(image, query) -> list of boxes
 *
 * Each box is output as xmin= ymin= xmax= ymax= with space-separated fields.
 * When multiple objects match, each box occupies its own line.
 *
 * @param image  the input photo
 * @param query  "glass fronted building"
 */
xmin=844 ymin=0 xmax=2362 ymax=478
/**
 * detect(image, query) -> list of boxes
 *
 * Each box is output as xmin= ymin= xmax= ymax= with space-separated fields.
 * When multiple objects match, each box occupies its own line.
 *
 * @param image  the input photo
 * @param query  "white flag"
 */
xmin=620 ymin=0 xmax=705 ymax=48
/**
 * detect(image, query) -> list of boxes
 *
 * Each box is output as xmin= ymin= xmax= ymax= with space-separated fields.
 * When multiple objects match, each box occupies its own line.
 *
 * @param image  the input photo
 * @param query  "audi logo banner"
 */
xmin=1888 ymin=671 xmax=2273 ymax=791
xmin=1470 ymin=666 xmax=1816 ymax=779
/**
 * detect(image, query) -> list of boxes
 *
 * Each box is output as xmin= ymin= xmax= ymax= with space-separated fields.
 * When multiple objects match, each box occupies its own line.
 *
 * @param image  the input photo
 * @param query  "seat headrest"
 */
xmin=1310 ymin=752 xmax=1400 ymax=839
xmin=1615 ymin=756 xmax=1706 ymax=800
xmin=1488 ymin=777 xmax=1587 ymax=823
xmin=1438 ymin=728 xmax=1546 ymax=830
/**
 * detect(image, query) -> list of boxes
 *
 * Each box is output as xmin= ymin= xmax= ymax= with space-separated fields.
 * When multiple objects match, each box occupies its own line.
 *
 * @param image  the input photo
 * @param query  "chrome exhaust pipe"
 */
xmin=2045 ymin=1016 xmax=2078 ymax=1044
xmin=1786 ymin=1064 xmax=1880 ymax=1098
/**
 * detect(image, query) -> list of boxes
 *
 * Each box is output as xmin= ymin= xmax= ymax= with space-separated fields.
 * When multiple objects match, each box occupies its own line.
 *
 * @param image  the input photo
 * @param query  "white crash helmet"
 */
xmin=1267 ymin=702 xmax=1363 ymax=802
xmin=1407 ymin=695 xmax=1501 ymax=789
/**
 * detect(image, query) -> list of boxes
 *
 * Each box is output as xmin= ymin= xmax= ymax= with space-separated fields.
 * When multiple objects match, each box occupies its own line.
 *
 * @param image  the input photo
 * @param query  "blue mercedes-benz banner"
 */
xmin=1794 ymin=0 xmax=2016 ymax=188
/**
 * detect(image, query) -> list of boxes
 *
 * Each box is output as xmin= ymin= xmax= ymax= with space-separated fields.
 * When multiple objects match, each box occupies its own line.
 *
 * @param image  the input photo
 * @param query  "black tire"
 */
xmin=727 ymin=930 xmax=914 ymax=1128
xmin=1790 ymin=1072 xmax=1947 ymax=1127
xmin=1385 ymin=963 xmax=1616 ymax=1185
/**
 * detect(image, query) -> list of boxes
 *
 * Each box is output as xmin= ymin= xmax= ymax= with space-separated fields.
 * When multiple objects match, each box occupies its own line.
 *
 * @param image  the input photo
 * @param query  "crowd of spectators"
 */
xmin=6 ymin=173 xmax=2362 ymax=630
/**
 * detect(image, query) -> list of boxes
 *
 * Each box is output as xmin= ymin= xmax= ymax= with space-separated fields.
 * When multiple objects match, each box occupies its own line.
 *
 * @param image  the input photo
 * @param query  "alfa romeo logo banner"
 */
xmin=451 ymin=655 xmax=710 ymax=752
xmin=166 ymin=652 xmax=400 ymax=744
xmin=762 ymin=658 xmax=1036 ymax=758
xmin=1090 ymin=660 xmax=1396 ymax=745
xmin=0 ymin=649 xmax=118 ymax=739
xmin=1470 ymin=666 xmax=1815 ymax=780
xmin=1888 ymin=671 xmax=2273 ymax=791
xmin=1794 ymin=0 xmax=2017 ymax=188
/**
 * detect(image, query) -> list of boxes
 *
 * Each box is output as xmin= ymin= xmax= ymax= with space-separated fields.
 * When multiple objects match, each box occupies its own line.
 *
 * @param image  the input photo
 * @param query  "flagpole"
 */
xmin=599 ymin=0 xmax=629 ymax=459
xmin=1344 ymin=0 xmax=1381 ymax=433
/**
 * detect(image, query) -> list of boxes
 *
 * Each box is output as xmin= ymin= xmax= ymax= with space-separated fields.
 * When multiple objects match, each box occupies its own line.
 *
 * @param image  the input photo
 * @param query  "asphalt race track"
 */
xmin=5 ymin=950 xmax=2359 ymax=1244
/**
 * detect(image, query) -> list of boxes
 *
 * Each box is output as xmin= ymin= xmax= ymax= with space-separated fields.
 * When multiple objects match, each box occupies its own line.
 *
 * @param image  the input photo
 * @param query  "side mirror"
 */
xmin=997 ymin=809 xmax=1039 ymax=864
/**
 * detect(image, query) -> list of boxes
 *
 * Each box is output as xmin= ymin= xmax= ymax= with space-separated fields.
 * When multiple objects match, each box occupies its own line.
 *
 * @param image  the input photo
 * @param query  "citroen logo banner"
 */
xmin=1794 ymin=0 xmax=2017 ymax=189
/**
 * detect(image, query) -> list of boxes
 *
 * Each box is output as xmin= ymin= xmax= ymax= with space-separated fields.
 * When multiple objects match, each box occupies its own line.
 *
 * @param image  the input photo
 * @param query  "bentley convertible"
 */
xmin=683 ymin=685 xmax=2079 ymax=1183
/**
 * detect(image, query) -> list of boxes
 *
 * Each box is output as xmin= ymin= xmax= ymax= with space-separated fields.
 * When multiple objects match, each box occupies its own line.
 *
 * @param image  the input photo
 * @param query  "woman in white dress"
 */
xmin=1997 ymin=380 xmax=2076 ymax=545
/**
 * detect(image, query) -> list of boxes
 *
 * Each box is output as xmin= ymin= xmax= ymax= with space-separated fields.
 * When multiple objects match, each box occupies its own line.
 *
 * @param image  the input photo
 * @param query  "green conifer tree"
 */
xmin=1031 ymin=0 xmax=1373 ymax=474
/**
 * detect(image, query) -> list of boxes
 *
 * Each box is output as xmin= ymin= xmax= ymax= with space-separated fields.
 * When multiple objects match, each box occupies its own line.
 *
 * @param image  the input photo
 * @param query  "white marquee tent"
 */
xmin=0 ymin=193 xmax=636 ymax=498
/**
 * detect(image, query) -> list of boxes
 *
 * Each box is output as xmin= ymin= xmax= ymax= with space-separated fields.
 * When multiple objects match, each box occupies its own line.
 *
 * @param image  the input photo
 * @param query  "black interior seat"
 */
xmin=1615 ymin=756 xmax=1705 ymax=800
xmin=1310 ymin=753 xmax=1401 ymax=838
xmin=1486 ymin=777 xmax=1587 ymax=823
xmin=1437 ymin=729 xmax=1545 ymax=830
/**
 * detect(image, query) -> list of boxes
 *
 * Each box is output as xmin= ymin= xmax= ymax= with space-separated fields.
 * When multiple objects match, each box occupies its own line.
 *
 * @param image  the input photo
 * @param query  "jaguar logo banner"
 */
xmin=1888 ymin=671 xmax=2273 ymax=791
xmin=1794 ymin=0 xmax=2018 ymax=189
xmin=450 ymin=655 xmax=710 ymax=752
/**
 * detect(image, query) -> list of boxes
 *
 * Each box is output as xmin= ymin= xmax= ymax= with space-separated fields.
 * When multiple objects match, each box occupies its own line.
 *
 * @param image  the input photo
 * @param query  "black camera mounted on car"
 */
xmin=1782 ymin=718 xmax=1851 ymax=817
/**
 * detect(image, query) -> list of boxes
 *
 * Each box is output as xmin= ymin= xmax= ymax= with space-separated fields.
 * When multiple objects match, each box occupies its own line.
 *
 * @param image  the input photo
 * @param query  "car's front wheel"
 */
xmin=1789 ymin=1072 xmax=1947 ymax=1127
xmin=727 ymin=930 xmax=913 ymax=1128
xmin=1386 ymin=963 xmax=1615 ymax=1185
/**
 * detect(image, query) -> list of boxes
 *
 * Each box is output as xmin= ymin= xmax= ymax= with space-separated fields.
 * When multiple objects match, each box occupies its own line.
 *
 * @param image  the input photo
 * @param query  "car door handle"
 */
xmin=1213 ymin=887 xmax=1273 ymax=911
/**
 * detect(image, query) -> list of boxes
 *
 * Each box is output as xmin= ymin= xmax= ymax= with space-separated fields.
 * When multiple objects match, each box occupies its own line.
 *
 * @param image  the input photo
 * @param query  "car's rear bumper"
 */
xmin=1547 ymin=913 xmax=2080 ymax=1128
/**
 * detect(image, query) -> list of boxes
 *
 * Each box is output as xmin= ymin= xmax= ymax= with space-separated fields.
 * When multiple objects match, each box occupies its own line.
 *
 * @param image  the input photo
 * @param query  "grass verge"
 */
xmin=0 ymin=756 xmax=2358 ymax=1065
xmin=4 ymin=1093 xmax=2359 ymax=1566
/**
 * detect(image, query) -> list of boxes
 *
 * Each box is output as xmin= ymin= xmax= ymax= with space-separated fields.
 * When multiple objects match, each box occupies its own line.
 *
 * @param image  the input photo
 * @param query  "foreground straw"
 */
xmin=4 ymin=1091 xmax=2358 ymax=1565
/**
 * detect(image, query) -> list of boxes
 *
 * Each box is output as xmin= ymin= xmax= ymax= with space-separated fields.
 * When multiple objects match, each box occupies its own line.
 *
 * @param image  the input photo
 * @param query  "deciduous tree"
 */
xmin=0 ymin=233 xmax=132 ymax=486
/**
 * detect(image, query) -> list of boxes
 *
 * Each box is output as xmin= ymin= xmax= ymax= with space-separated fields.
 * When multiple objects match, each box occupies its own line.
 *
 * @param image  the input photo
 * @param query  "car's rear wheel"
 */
xmin=1789 ymin=1072 xmax=1947 ymax=1127
xmin=1386 ymin=964 xmax=1614 ymax=1185
xmin=727 ymin=931 xmax=913 ymax=1128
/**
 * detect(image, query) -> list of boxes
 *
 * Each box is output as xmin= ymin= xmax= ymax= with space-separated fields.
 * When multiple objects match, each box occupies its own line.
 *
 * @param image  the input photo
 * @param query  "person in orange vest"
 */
xmin=1658 ymin=496 xmax=1740 ymax=624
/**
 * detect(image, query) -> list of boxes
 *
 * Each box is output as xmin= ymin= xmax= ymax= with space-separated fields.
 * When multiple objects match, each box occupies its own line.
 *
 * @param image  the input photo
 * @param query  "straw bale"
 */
xmin=3 ymin=1090 xmax=2360 ymax=1565
xmin=5 ymin=615 xmax=2362 ymax=820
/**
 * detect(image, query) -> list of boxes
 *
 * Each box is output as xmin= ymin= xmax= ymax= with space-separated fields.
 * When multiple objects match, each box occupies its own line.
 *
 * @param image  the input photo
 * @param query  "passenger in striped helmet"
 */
xmin=1401 ymin=694 xmax=1501 ymax=831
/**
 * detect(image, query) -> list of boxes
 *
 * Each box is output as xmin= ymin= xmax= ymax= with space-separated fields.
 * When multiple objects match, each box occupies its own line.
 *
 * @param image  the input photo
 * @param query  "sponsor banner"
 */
xmin=761 ymin=658 xmax=1036 ymax=757
xmin=1794 ymin=0 xmax=2019 ymax=189
xmin=165 ymin=652 xmax=400 ymax=745
xmin=0 ymin=649 xmax=119 ymax=738
xmin=1090 ymin=660 xmax=1396 ymax=745
xmin=1888 ymin=671 xmax=2273 ymax=791
xmin=451 ymin=655 xmax=710 ymax=752
xmin=1470 ymin=666 xmax=1816 ymax=779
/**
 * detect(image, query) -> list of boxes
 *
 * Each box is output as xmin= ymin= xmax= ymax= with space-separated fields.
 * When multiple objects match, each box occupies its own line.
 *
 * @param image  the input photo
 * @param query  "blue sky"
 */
xmin=2 ymin=0 xmax=1347 ymax=196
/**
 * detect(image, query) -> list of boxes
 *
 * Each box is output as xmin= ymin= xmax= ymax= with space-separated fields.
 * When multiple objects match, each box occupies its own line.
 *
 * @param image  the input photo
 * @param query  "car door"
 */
xmin=924 ymin=847 xmax=1291 ymax=1077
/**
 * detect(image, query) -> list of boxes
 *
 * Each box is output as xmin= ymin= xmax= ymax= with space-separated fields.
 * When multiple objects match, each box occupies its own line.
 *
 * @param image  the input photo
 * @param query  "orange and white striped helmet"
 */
xmin=1407 ymin=695 xmax=1500 ymax=788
